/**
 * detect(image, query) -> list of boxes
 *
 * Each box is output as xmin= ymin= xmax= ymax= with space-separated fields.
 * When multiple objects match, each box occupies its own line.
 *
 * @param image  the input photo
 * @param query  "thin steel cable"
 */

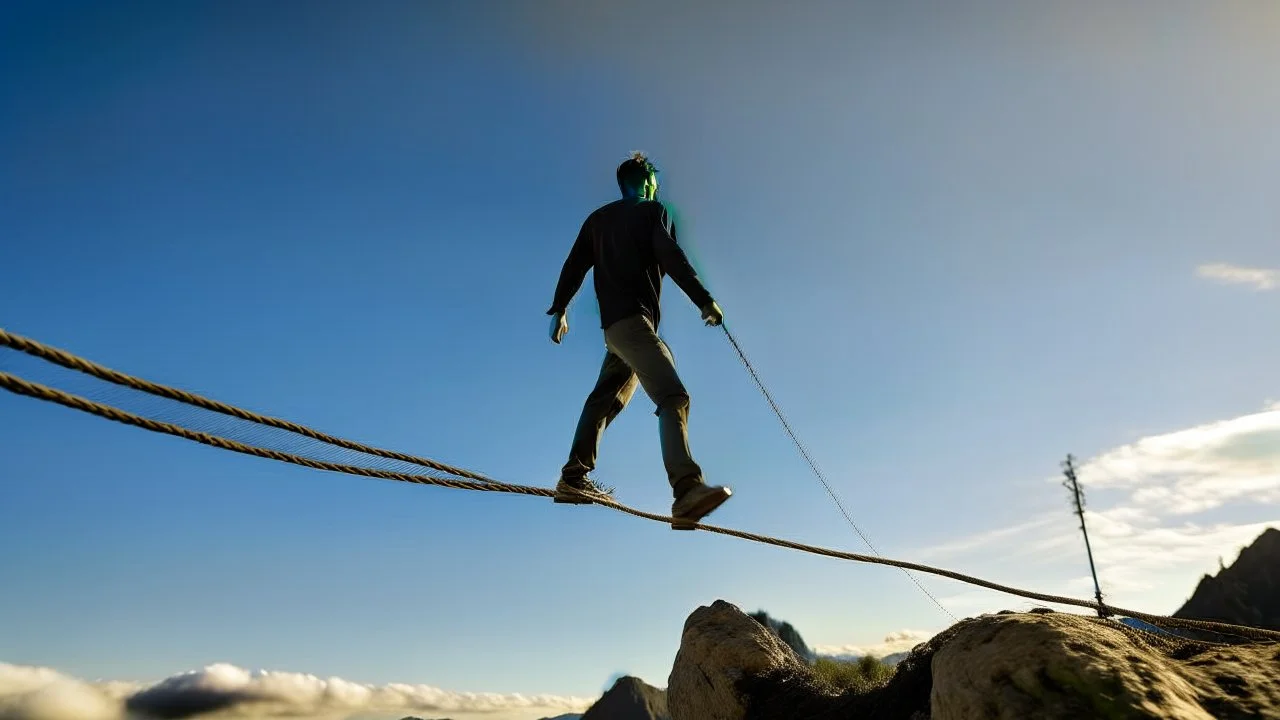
xmin=720 ymin=324 xmax=958 ymax=622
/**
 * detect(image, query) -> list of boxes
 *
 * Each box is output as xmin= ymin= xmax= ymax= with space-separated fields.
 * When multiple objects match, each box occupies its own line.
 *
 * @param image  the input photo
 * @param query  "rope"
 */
xmin=0 ymin=328 xmax=497 ymax=484
xmin=720 ymin=324 xmax=958 ymax=622
xmin=4 ymin=328 xmax=1280 ymax=643
xmin=0 ymin=372 xmax=550 ymax=498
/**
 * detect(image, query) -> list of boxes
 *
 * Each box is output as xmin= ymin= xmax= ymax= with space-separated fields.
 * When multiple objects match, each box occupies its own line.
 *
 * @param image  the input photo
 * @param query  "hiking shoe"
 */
xmin=671 ymin=484 xmax=732 ymax=530
xmin=554 ymin=476 xmax=615 ymax=505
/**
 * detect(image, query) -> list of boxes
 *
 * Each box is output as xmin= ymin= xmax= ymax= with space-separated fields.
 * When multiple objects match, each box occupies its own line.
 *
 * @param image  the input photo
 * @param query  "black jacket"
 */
xmin=547 ymin=198 xmax=714 ymax=330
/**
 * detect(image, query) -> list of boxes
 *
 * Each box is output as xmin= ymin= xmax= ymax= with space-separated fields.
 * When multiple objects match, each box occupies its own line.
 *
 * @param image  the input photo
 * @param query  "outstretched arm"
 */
xmin=651 ymin=206 xmax=718 ymax=321
xmin=546 ymin=219 xmax=594 ymax=341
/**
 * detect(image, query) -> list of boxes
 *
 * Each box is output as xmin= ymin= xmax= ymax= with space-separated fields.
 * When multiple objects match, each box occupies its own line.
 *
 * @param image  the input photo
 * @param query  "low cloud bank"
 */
xmin=0 ymin=664 xmax=123 ymax=720
xmin=0 ymin=662 xmax=592 ymax=720
xmin=814 ymin=629 xmax=934 ymax=661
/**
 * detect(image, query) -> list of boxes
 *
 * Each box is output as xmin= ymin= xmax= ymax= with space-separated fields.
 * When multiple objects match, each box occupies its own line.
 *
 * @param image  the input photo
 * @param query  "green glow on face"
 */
xmin=645 ymin=171 xmax=659 ymax=200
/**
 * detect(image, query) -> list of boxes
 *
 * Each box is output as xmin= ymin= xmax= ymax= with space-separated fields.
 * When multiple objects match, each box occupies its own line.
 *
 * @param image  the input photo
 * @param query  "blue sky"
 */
xmin=2 ymin=1 xmax=1278 ymax=718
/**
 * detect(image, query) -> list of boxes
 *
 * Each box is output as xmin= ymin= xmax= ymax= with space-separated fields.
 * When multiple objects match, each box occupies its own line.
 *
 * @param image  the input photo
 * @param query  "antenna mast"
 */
xmin=1063 ymin=454 xmax=1108 ymax=617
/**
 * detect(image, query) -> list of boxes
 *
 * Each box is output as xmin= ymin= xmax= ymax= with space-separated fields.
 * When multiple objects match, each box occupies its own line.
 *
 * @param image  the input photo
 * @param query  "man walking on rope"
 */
xmin=546 ymin=151 xmax=732 ymax=529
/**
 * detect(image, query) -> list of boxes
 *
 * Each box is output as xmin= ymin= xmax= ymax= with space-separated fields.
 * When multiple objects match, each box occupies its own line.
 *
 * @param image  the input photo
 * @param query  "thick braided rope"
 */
xmin=5 ymin=372 xmax=1280 ymax=643
xmin=0 ymin=328 xmax=497 ymax=484
xmin=0 ymin=372 xmax=549 ymax=498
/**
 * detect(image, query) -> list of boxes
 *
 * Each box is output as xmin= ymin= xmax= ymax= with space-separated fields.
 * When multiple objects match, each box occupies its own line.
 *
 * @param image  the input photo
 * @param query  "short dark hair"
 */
xmin=617 ymin=151 xmax=658 ymax=193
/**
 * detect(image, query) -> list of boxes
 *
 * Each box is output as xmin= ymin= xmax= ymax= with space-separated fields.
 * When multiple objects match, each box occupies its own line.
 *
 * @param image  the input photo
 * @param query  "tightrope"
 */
xmin=3 ymin=328 xmax=1279 ymax=644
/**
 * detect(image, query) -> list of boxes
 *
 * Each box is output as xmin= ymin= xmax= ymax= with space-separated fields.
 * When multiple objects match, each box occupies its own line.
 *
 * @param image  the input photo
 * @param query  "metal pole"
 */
xmin=1063 ymin=454 xmax=1107 ymax=617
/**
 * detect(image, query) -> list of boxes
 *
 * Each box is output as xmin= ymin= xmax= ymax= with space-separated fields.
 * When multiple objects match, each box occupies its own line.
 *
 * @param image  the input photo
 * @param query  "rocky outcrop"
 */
xmin=667 ymin=600 xmax=807 ymax=720
xmin=1176 ymin=526 xmax=1280 ymax=631
xmin=931 ymin=611 xmax=1280 ymax=720
xmin=580 ymin=676 xmax=668 ymax=720
xmin=667 ymin=600 xmax=1280 ymax=720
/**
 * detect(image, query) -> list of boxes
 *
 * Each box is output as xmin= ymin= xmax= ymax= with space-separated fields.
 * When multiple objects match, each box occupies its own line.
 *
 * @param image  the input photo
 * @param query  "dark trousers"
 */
xmin=560 ymin=314 xmax=703 ymax=496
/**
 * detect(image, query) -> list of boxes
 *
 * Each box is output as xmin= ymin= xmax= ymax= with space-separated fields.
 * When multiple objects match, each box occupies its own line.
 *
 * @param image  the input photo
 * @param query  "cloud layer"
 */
xmin=1196 ymin=262 xmax=1278 ymax=291
xmin=0 ymin=662 xmax=593 ymax=720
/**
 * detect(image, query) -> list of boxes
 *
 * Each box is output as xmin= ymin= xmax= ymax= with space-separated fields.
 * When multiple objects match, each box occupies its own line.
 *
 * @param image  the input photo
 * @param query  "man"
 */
xmin=546 ymin=152 xmax=732 ymax=530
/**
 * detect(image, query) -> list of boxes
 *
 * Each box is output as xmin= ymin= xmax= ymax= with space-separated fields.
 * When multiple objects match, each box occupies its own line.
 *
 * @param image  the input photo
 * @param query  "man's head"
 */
xmin=617 ymin=151 xmax=659 ymax=200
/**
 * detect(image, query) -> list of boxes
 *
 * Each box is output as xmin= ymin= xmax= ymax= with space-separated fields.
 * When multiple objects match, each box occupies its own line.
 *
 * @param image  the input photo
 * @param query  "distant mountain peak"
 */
xmin=580 ymin=675 xmax=669 ymax=720
xmin=748 ymin=609 xmax=816 ymax=663
xmin=1174 ymin=526 xmax=1280 ymax=631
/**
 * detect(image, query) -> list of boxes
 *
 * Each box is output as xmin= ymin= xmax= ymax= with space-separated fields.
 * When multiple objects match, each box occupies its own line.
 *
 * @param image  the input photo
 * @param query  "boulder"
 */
xmin=667 ymin=600 xmax=806 ymax=720
xmin=931 ymin=611 xmax=1280 ymax=720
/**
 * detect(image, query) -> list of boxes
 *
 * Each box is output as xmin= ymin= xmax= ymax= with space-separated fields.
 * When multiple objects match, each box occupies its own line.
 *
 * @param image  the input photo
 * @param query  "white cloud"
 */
xmin=908 ymin=403 xmax=1280 ymax=618
xmin=0 ymin=662 xmax=593 ymax=720
xmin=1196 ymin=262 xmax=1278 ymax=290
xmin=1076 ymin=407 xmax=1280 ymax=514
xmin=814 ymin=629 xmax=934 ymax=660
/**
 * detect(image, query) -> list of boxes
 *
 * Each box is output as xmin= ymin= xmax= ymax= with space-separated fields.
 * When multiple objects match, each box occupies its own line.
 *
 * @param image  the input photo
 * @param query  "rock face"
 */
xmin=1175 ymin=526 xmax=1280 ymax=631
xmin=580 ymin=676 xmax=668 ymax=720
xmin=667 ymin=600 xmax=807 ymax=720
xmin=667 ymin=600 xmax=1280 ymax=720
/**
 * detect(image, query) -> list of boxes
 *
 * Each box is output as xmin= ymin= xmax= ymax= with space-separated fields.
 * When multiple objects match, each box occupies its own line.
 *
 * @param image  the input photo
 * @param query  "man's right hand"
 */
xmin=550 ymin=311 xmax=569 ymax=344
xmin=700 ymin=301 xmax=724 ymax=327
